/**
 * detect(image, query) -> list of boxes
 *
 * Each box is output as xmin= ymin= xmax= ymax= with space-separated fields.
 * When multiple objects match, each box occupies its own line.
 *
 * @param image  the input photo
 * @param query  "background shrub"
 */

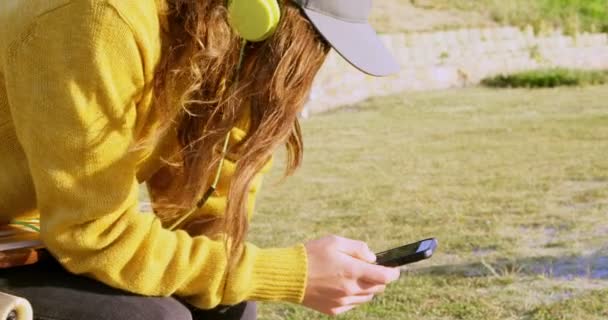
xmin=481 ymin=68 xmax=608 ymax=88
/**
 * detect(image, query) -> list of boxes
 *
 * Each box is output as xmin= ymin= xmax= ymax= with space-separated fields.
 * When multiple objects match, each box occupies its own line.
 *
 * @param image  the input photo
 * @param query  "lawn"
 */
xmin=251 ymin=86 xmax=608 ymax=319
xmin=371 ymin=0 xmax=608 ymax=33
xmin=427 ymin=0 xmax=608 ymax=34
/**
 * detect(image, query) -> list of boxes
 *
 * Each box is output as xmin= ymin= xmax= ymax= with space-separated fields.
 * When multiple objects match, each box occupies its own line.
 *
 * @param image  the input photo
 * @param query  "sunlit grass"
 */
xmin=251 ymin=86 xmax=608 ymax=319
xmin=372 ymin=0 xmax=608 ymax=34
xmin=413 ymin=0 xmax=608 ymax=33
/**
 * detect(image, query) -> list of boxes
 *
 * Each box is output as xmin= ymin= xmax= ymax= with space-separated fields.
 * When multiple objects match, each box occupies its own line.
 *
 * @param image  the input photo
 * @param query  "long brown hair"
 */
xmin=149 ymin=0 xmax=329 ymax=266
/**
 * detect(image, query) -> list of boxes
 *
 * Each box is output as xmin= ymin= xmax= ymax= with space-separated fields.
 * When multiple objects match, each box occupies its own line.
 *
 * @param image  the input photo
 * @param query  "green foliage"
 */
xmin=427 ymin=0 xmax=608 ymax=33
xmin=544 ymin=0 xmax=608 ymax=33
xmin=481 ymin=69 xmax=608 ymax=88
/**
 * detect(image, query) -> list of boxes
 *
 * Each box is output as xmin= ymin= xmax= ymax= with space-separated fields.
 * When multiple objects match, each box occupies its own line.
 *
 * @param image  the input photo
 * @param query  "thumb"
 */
xmin=336 ymin=238 xmax=376 ymax=263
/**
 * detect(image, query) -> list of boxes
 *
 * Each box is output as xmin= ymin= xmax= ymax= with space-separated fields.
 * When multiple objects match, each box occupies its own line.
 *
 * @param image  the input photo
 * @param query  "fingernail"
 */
xmin=369 ymin=253 xmax=377 ymax=263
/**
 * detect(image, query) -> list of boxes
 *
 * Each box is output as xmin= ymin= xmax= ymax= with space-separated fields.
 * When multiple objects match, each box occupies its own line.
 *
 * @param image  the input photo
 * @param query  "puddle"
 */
xmin=416 ymin=254 xmax=608 ymax=280
xmin=528 ymin=255 xmax=608 ymax=280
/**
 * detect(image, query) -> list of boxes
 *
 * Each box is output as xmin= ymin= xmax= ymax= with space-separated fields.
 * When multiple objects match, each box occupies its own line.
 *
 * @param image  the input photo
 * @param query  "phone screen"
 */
xmin=376 ymin=238 xmax=436 ymax=266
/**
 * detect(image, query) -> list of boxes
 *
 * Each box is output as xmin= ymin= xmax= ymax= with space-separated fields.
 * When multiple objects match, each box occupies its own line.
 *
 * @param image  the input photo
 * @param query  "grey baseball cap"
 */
xmin=292 ymin=0 xmax=400 ymax=77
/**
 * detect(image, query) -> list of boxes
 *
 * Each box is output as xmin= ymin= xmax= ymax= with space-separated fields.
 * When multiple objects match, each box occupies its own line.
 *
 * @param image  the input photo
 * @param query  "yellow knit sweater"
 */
xmin=0 ymin=0 xmax=307 ymax=309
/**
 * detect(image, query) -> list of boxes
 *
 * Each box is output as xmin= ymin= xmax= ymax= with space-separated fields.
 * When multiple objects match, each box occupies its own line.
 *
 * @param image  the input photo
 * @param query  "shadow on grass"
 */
xmin=413 ymin=250 xmax=608 ymax=280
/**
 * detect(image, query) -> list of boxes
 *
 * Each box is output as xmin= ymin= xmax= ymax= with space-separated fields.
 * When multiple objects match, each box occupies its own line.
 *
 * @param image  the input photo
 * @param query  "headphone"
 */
xmin=227 ymin=0 xmax=281 ymax=42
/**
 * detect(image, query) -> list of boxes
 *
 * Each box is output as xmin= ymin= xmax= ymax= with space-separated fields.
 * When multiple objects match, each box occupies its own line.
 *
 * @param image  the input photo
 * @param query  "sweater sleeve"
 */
xmin=4 ymin=2 xmax=307 ymax=309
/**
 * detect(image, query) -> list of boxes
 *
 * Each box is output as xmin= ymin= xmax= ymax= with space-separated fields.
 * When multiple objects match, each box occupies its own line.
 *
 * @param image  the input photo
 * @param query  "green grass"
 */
xmin=528 ymin=290 xmax=608 ymax=320
xmin=250 ymin=86 xmax=608 ymax=319
xmin=411 ymin=0 xmax=608 ymax=34
xmin=481 ymin=69 xmax=608 ymax=88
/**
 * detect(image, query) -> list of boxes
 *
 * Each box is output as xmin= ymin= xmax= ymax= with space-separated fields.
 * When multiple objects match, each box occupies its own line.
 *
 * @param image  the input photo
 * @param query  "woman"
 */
xmin=0 ymin=0 xmax=401 ymax=319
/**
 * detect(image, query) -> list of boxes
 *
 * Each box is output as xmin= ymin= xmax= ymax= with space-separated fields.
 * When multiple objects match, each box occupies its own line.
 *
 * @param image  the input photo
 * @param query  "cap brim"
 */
xmin=301 ymin=8 xmax=400 ymax=77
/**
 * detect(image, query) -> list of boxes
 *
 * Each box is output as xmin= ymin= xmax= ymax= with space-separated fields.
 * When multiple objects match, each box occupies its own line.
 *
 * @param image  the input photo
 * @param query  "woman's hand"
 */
xmin=302 ymin=235 xmax=401 ymax=316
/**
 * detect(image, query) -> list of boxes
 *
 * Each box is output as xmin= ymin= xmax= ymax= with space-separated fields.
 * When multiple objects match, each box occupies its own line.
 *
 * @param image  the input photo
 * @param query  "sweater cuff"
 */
xmin=248 ymin=244 xmax=308 ymax=304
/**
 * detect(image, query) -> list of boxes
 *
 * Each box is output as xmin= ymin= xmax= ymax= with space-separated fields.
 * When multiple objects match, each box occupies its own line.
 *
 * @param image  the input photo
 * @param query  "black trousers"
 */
xmin=0 ymin=258 xmax=256 ymax=320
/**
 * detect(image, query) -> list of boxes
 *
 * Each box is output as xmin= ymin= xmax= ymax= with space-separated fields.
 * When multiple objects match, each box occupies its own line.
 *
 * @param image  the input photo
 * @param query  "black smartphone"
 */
xmin=375 ymin=238 xmax=438 ymax=267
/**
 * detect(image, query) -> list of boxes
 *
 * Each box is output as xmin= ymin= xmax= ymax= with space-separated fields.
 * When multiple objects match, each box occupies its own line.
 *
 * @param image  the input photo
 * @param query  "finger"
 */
xmin=337 ymin=294 xmax=375 ymax=306
xmin=335 ymin=238 xmax=376 ymax=263
xmin=328 ymin=305 xmax=356 ymax=316
xmin=359 ymin=264 xmax=401 ymax=284
xmin=357 ymin=281 xmax=386 ymax=295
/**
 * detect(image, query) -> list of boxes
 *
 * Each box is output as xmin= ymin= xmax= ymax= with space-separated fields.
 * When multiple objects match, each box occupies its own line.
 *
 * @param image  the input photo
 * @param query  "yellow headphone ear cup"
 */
xmin=228 ymin=0 xmax=281 ymax=42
